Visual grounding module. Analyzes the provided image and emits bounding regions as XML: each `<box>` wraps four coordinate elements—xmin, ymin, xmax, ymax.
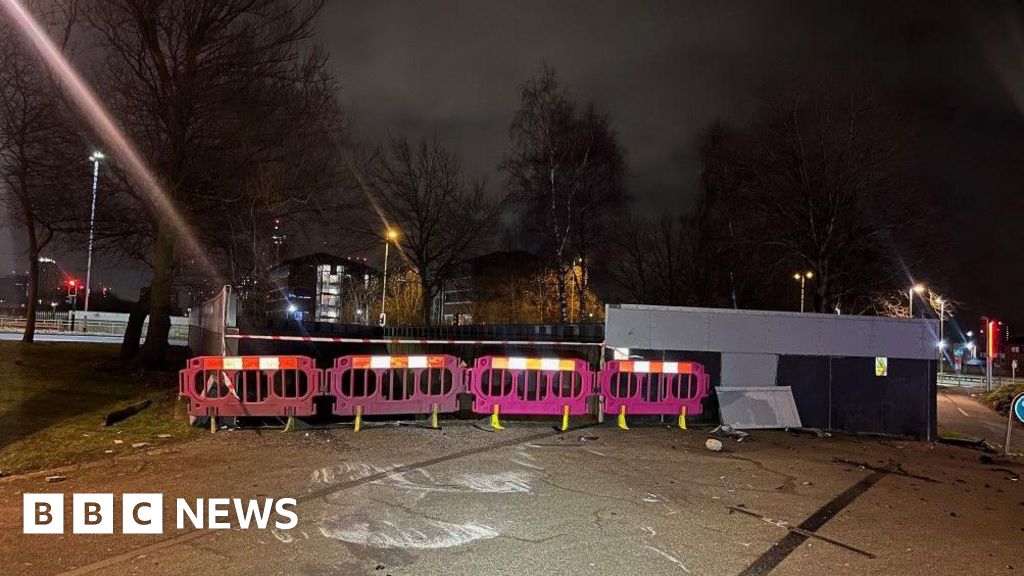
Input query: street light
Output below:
<box><xmin>908</xmin><ymin>283</ymin><xmax>925</xmax><ymax>317</ymax></box>
<box><xmin>792</xmin><ymin>271</ymin><xmax>813</xmax><ymax>313</ymax></box>
<box><xmin>936</xmin><ymin>297</ymin><xmax>946</xmax><ymax>374</ymax></box>
<box><xmin>84</xmin><ymin>151</ymin><xmax>104</xmax><ymax>314</ymax></box>
<box><xmin>380</xmin><ymin>228</ymin><xmax>399</xmax><ymax>326</ymax></box>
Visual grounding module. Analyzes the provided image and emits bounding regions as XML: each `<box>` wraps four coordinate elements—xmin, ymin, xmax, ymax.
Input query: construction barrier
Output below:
<box><xmin>599</xmin><ymin>360</ymin><xmax>710</xmax><ymax>429</ymax></box>
<box><xmin>179</xmin><ymin>356</ymin><xmax>320</xmax><ymax>419</ymax></box>
<box><xmin>327</xmin><ymin>355</ymin><xmax>464</xmax><ymax>429</ymax></box>
<box><xmin>469</xmin><ymin>356</ymin><xmax>594</xmax><ymax>429</ymax></box>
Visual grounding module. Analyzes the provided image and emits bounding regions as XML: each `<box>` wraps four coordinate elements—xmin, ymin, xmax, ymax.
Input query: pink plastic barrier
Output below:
<box><xmin>599</xmin><ymin>360</ymin><xmax>709</xmax><ymax>416</ymax></box>
<box><xmin>469</xmin><ymin>356</ymin><xmax>593</xmax><ymax>416</ymax></box>
<box><xmin>179</xmin><ymin>356</ymin><xmax>320</xmax><ymax>417</ymax></box>
<box><xmin>327</xmin><ymin>355</ymin><xmax>464</xmax><ymax>416</ymax></box>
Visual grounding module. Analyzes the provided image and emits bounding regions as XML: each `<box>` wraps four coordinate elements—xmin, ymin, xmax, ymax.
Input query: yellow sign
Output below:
<box><xmin>875</xmin><ymin>357</ymin><xmax>888</xmax><ymax>377</ymax></box>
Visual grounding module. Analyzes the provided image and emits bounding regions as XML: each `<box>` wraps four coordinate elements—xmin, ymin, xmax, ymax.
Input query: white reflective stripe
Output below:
<box><xmin>540</xmin><ymin>358</ymin><xmax>560</xmax><ymax>371</ymax></box>
<box><xmin>408</xmin><ymin>356</ymin><xmax>428</xmax><ymax>368</ymax></box>
<box><xmin>259</xmin><ymin>357</ymin><xmax>279</xmax><ymax>370</ymax></box>
<box><xmin>370</xmin><ymin>356</ymin><xmax>392</xmax><ymax>369</ymax></box>
<box><xmin>508</xmin><ymin>357</ymin><xmax>528</xmax><ymax>370</ymax></box>
<box><xmin>634</xmin><ymin>361</ymin><xmax>651</xmax><ymax>373</ymax></box>
<box><xmin>222</xmin><ymin>357</ymin><xmax>243</xmax><ymax>370</ymax></box>
<box><xmin>662</xmin><ymin>362</ymin><xmax>678</xmax><ymax>374</ymax></box>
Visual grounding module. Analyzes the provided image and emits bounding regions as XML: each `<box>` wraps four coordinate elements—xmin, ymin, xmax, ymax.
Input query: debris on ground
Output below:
<box><xmin>579</xmin><ymin>436</ymin><xmax>599</xmax><ymax>442</ymax></box>
<box><xmin>705</xmin><ymin>438</ymin><xmax>724</xmax><ymax>452</ymax></box>
<box><xmin>156</xmin><ymin>434</ymin><xmax>173</xmax><ymax>439</ymax></box>
<box><xmin>786</xmin><ymin>427</ymin><xmax>830</xmax><ymax>438</ymax></box>
<box><xmin>104</xmin><ymin>399</ymin><xmax>153</xmax><ymax>426</ymax></box>
<box><xmin>45</xmin><ymin>475</ymin><xmax>67</xmax><ymax>483</ymax></box>
<box><xmin>710</xmin><ymin>425</ymin><xmax>750</xmax><ymax>441</ymax></box>
<box><xmin>113</xmin><ymin>439</ymin><xmax>124</xmax><ymax>445</ymax></box>
<box><xmin>131</xmin><ymin>442</ymin><xmax>150</xmax><ymax>449</ymax></box>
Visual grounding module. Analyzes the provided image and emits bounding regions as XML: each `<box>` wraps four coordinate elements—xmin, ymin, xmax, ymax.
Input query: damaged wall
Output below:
<box><xmin>605</xmin><ymin>304</ymin><xmax>938</xmax><ymax>439</ymax></box>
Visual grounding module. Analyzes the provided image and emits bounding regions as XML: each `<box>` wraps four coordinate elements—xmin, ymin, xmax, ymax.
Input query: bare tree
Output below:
<box><xmin>502</xmin><ymin>66</ymin><xmax>626</xmax><ymax>323</ymax></box>
<box><xmin>365</xmin><ymin>136</ymin><xmax>498</xmax><ymax>325</ymax></box>
<box><xmin>0</xmin><ymin>1</ymin><xmax>82</xmax><ymax>342</ymax></box>
<box><xmin>870</xmin><ymin>289</ymin><xmax>912</xmax><ymax>318</ymax></box>
<box><xmin>701</xmin><ymin>87</ymin><xmax>936</xmax><ymax>313</ymax></box>
<box><xmin>86</xmin><ymin>0</ymin><xmax>339</xmax><ymax>367</ymax></box>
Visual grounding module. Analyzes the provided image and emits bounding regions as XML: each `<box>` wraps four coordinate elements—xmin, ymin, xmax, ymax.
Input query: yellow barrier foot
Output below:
<box><xmin>678</xmin><ymin>406</ymin><xmax>687</xmax><ymax>430</ymax></box>
<box><xmin>490</xmin><ymin>404</ymin><xmax>504</xmax><ymax>430</ymax></box>
<box><xmin>283</xmin><ymin>416</ymin><xmax>295</xmax><ymax>433</ymax></box>
<box><xmin>560</xmin><ymin>405</ymin><xmax>570</xmax><ymax>432</ymax></box>
<box><xmin>617</xmin><ymin>406</ymin><xmax>629</xmax><ymax>430</ymax></box>
<box><xmin>431</xmin><ymin>403</ymin><xmax>440</xmax><ymax>429</ymax></box>
<box><xmin>210</xmin><ymin>415</ymin><xmax>217</xmax><ymax>434</ymax></box>
<box><xmin>354</xmin><ymin>405</ymin><xmax>363</xmax><ymax>433</ymax></box>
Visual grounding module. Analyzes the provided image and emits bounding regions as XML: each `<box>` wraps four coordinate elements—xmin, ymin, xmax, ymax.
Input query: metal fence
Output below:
<box><xmin>0</xmin><ymin>314</ymin><xmax>188</xmax><ymax>340</ymax></box>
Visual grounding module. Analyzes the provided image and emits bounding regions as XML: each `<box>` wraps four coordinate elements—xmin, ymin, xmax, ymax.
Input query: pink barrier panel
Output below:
<box><xmin>179</xmin><ymin>356</ymin><xmax>320</xmax><ymax>417</ymax></box>
<box><xmin>328</xmin><ymin>355</ymin><xmax>464</xmax><ymax>416</ymax></box>
<box><xmin>469</xmin><ymin>356</ymin><xmax>593</xmax><ymax>416</ymax></box>
<box><xmin>600</xmin><ymin>360</ymin><xmax>709</xmax><ymax>416</ymax></box>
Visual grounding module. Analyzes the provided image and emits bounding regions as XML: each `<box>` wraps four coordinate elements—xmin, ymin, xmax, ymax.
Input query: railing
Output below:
<box><xmin>938</xmin><ymin>373</ymin><xmax>1019</xmax><ymax>389</ymax></box>
<box><xmin>0</xmin><ymin>315</ymin><xmax>188</xmax><ymax>340</ymax></box>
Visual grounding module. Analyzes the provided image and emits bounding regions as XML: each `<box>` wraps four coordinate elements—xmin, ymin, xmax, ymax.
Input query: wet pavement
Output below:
<box><xmin>2</xmin><ymin>419</ymin><xmax>1022</xmax><ymax>576</ymax></box>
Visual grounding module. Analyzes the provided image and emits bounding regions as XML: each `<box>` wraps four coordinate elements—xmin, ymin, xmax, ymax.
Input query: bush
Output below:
<box><xmin>985</xmin><ymin>382</ymin><xmax>1024</xmax><ymax>416</ymax></box>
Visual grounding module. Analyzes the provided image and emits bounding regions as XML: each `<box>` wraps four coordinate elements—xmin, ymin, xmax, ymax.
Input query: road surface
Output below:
<box><xmin>938</xmin><ymin>387</ymin><xmax>1023</xmax><ymax>450</ymax></box>
<box><xmin>2</xmin><ymin>424</ymin><xmax>1021</xmax><ymax>576</ymax></box>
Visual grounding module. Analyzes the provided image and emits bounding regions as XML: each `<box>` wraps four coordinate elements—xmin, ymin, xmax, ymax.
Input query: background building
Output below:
<box><xmin>266</xmin><ymin>253</ymin><xmax>377</xmax><ymax>323</ymax></box>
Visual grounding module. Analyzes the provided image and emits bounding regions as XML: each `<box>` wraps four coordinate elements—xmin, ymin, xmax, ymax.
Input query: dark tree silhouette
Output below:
<box><xmin>0</xmin><ymin>1</ymin><xmax>83</xmax><ymax>342</ymax></box>
<box><xmin>86</xmin><ymin>0</ymin><xmax>343</xmax><ymax>367</ymax></box>
<box><xmin>502</xmin><ymin>66</ymin><xmax>626</xmax><ymax>323</ymax></box>
<box><xmin>700</xmin><ymin>88</ymin><xmax>935</xmax><ymax>313</ymax></box>
<box><xmin>364</xmin><ymin>136</ymin><xmax>498</xmax><ymax>325</ymax></box>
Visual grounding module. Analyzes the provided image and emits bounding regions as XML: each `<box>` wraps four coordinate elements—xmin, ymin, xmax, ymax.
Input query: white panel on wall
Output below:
<box><xmin>709</xmin><ymin>311</ymin><xmax>768</xmax><ymax>353</ymax></box>
<box><xmin>818</xmin><ymin>316</ymin><xmax>875</xmax><ymax>357</ymax></box>
<box><xmin>649</xmin><ymin>309</ymin><xmax>710</xmax><ymax>351</ymax></box>
<box><xmin>605</xmin><ymin>306</ymin><xmax>652</xmax><ymax>349</ymax></box>
<box><xmin>721</xmin><ymin>353</ymin><xmax>779</xmax><ymax>387</ymax></box>
<box><xmin>606</xmin><ymin>304</ymin><xmax>937</xmax><ymax>359</ymax></box>
<box><xmin>766</xmin><ymin>315</ymin><xmax>821</xmax><ymax>353</ymax></box>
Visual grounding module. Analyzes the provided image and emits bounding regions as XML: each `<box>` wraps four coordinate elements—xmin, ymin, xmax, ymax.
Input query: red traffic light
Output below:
<box><xmin>68</xmin><ymin>280</ymin><xmax>76</xmax><ymax>286</ymax></box>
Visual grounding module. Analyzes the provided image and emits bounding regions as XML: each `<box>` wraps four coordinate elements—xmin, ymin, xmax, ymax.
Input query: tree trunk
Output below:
<box><xmin>137</xmin><ymin>223</ymin><xmax>175</xmax><ymax>369</ymax></box>
<box><xmin>121</xmin><ymin>286</ymin><xmax>150</xmax><ymax>359</ymax></box>
<box><xmin>23</xmin><ymin>242</ymin><xmax>39</xmax><ymax>343</ymax></box>
<box><xmin>420</xmin><ymin>277</ymin><xmax>433</xmax><ymax>326</ymax></box>
<box><xmin>555</xmin><ymin>263</ymin><xmax>569</xmax><ymax>324</ymax></box>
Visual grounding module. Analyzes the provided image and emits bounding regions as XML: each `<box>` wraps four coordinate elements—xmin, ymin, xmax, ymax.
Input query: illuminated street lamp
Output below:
<box><xmin>908</xmin><ymin>283</ymin><xmax>925</xmax><ymax>317</ymax></box>
<box><xmin>792</xmin><ymin>271</ymin><xmax>813</xmax><ymax>313</ymax></box>
<box><xmin>936</xmin><ymin>296</ymin><xmax>946</xmax><ymax>374</ymax></box>
<box><xmin>380</xmin><ymin>228</ymin><xmax>399</xmax><ymax>326</ymax></box>
<box><xmin>84</xmin><ymin>151</ymin><xmax>103</xmax><ymax>313</ymax></box>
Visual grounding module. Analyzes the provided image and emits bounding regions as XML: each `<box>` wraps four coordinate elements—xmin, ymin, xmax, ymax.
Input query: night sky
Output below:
<box><xmin>3</xmin><ymin>1</ymin><xmax>1022</xmax><ymax>326</ymax></box>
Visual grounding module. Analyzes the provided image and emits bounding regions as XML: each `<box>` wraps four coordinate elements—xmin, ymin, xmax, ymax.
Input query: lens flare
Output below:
<box><xmin>0</xmin><ymin>0</ymin><xmax>220</xmax><ymax>282</ymax></box>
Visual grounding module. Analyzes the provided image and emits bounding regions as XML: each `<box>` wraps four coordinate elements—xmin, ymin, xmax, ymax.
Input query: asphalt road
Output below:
<box><xmin>937</xmin><ymin>387</ymin><xmax>1024</xmax><ymax>450</ymax></box>
<box><xmin>2</xmin><ymin>423</ymin><xmax>1021</xmax><ymax>576</ymax></box>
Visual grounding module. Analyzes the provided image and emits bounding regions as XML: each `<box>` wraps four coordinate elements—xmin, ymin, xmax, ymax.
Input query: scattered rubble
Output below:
<box><xmin>705</xmin><ymin>438</ymin><xmax>724</xmax><ymax>452</ymax></box>
<box><xmin>45</xmin><ymin>475</ymin><xmax>66</xmax><ymax>483</ymax></box>
<box><xmin>710</xmin><ymin>425</ymin><xmax>750</xmax><ymax>441</ymax></box>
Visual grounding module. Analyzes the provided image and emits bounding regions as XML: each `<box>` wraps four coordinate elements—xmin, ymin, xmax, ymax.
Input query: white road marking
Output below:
<box><xmin>320</xmin><ymin>519</ymin><xmax>498</xmax><ymax>549</ymax></box>
<box><xmin>643</xmin><ymin>545</ymin><xmax>691</xmax><ymax>572</ymax></box>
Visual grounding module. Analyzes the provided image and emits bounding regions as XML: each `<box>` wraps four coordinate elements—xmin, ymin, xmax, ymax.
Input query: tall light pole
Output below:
<box><xmin>793</xmin><ymin>271</ymin><xmax>813</xmax><ymax>313</ymax></box>
<box><xmin>84</xmin><ymin>151</ymin><xmax>104</xmax><ymax>313</ymax></box>
<box><xmin>908</xmin><ymin>283</ymin><xmax>925</xmax><ymax>317</ymax></box>
<box><xmin>937</xmin><ymin>297</ymin><xmax>946</xmax><ymax>374</ymax></box>
<box><xmin>379</xmin><ymin>228</ymin><xmax>398</xmax><ymax>326</ymax></box>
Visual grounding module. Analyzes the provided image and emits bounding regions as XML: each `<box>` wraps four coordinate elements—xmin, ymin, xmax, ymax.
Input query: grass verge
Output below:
<box><xmin>0</xmin><ymin>340</ymin><xmax>199</xmax><ymax>475</ymax></box>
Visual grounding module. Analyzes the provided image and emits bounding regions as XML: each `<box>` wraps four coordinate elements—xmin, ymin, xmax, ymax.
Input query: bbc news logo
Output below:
<box><xmin>23</xmin><ymin>494</ymin><xmax>297</xmax><ymax>534</ymax></box>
